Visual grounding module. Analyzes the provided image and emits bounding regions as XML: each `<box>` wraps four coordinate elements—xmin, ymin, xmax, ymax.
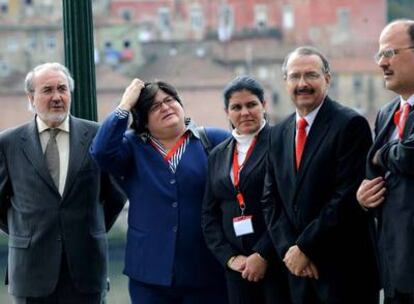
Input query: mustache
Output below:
<box><xmin>295</xmin><ymin>87</ymin><xmax>315</xmax><ymax>94</ymax></box>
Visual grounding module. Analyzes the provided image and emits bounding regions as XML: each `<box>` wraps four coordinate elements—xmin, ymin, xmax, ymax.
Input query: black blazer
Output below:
<box><xmin>0</xmin><ymin>116</ymin><xmax>126</xmax><ymax>297</ymax></box>
<box><xmin>202</xmin><ymin>124</ymin><xmax>276</xmax><ymax>268</ymax></box>
<box><xmin>262</xmin><ymin>97</ymin><xmax>378</xmax><ymax>303</ymax></box>
<box><xmin>366</xmin><ymin>98</ymin><xmax>414</xmax><ymax>295</ymax></box>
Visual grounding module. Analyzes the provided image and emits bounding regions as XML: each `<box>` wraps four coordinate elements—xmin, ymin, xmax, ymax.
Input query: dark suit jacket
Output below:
<box><xmin>202</xmin><ymin>125</ymin><xmax>276</xmax><ymax>266</ymax></box>
<box><xmin>0</xmin><ymin>116</ymin><xmax>125</xmax><ymax>298</ymax></box>
<box><xmin>366</xmin><ymin>97</ymin><xmax>414</xmax><ymax>296</ymax></box>
<box><xmin>262</xmin><ymin>97</ymin><xmax>378</xmax><ymax>304</ymax></box>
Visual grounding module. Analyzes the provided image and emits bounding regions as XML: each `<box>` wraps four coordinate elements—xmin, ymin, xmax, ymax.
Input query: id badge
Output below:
<box><xmin>233</xmin><ymin>215</ymin><xmax>254</xmax><ymax>236</ymax></box>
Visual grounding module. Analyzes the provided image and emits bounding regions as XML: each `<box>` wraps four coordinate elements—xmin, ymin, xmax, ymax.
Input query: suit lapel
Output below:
<box><xmin>403</xmin><ymin>106</ymin><xmax>414</xmax><ymax>139</ymax></box>
<box><xmin>62</xmin><ymin>117</ymin><xmax>91</xmax><ymax>199</ymax></box>
<box><xmin>21</xmin><ymin>119</ymin><xmax>58</xmax><ymax>192</ymax></box>
<box><xmin>295</xmin><ymin>98</ymin><xmax>331</xmax><ymax>188</ymax></box>
<box><xmin>284</xmin><ymin>116</ymin><xmax>297</xmax><ymax>184</ymax></box>
<box><xmin>222</xmin><ymin>139</ymin><xmax>236</xmax><ymax>192</ymax></box>
<box><xmin>374</xmin><ymin>99</ymin><xmax>399</xmax><ymax>147</ymax></box>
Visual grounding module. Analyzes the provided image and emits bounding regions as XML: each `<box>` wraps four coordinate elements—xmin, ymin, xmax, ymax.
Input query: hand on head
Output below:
<box><xmin>119</xmin><ymin>78</ymin><xmax>146</xmax><ymax>111</ymax></box>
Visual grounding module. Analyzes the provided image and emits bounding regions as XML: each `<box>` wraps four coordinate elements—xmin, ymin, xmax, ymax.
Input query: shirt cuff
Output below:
<box><xmin>115</xmin><ymin>107</ymin><xmax>130</xmax><ymax>119</ymax></box>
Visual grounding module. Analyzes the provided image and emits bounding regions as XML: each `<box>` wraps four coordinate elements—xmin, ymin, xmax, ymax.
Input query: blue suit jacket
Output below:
<box><xmin>91</xmin><ymin>112</ymin><xmax>229</xmax><ymax>287</ymax></box>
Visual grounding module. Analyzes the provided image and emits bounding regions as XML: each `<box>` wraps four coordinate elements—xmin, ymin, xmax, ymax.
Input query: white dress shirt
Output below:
<box><xmin>37</xmin><ymin>115</ymin><xmax>70</xmax><ymax>195</ymax></box>
<box><xmin>389</xmin><ymin>95</ymin><xmax>414</xmax><ymax>141</ymax></box>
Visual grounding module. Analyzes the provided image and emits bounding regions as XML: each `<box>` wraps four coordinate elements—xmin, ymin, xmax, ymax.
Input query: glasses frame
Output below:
<box><xmin>374</xmin><ymin>46</ymin><xmax>414</xmax><ymax>63</ymax></box>
<box><xmin>285</xmin><ymin>71</ymin><xmax>323</xmax><ymax>83</ymax></box>
<box><xmin>149</xmin><ymin>96</ymin><xmax>176</xmax><ymax>113</ymax></box>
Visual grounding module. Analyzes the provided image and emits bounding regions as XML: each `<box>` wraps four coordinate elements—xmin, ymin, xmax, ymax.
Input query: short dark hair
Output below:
<box><xmin>130</xmin><ymin>81</ymin><xmax>183</xmax><ymax>134</ymax></box>
<box><xmin>223</xmin><ymin>75</ymin><xmax>265</xmax><ymax>109</ymax></box>
<box><xmin>282</xmin><ymin>46</ymin><xmax>331</xmax><ymax>78</ymax></box>
<box><xmin>407</xmin><ymin>22</ymin><xmax>414</xmax><ymax>44</ymax></box>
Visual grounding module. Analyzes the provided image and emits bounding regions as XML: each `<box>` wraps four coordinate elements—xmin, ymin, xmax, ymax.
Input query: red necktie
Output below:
<box><xmin>393</xmin><ymin>103</ymin><xmax>411</xmax><ymax>139</ymax></box>
<box><xmin>296</xmin><ymin>117</ymin><xmax>308</xmax><ymax>170</ymax></box>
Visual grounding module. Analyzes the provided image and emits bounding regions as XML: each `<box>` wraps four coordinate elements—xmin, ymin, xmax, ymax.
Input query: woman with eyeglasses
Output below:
<box><xmin>91</xmin><ymin>79</ymin><xmax>229</xmax><ymax>304</ymax></box>
<box><xmin>201</xmin><ymin>76</ymin><xmax>290</xmax><ymax>304</ymax></box>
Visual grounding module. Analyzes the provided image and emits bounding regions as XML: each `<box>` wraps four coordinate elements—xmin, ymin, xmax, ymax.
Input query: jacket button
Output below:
<box><xmin>170</xmin><ymin>179</ymin><xmax>176</xmax><ymax>184</ymax></box>
<box><xmin>172</xmin><ymin>202</ymin><xmax>178</xmax><ymax>208</ymax></box>
<box><xmin>173</xmin><ymin>226</ymin><xmax>178</xmax><ymax>232</ymax></box>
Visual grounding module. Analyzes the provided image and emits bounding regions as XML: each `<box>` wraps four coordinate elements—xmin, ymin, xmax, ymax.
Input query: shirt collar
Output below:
<box><xmin>399</xmin><ymin>95</ymin><xmax>414</xmax><ymax>108</ymax></box>
<box><xmin>36</xmin><ymin>115</ymin><xmax>70</xmax><ymax>134</ymax></box>
<box><xmin>295</xmin><ymin>98</ymin><xmax>325</xmax><ymax>128</ymax></box>
<box><xmin>140</xmin><ymin>117</ymin><xmax>198</xmax><ymax>142</ymax></box>
<box><xmin>232</xmin><ymin>119</ymin><xmax>266</xmax><ymax>144</ymax></box>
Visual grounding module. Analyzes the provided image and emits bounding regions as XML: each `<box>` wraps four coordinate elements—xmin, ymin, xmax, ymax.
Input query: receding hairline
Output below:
<box><xmin>25</xmin><ymin>62</ymin><xmax>74</xmax><ymax>94</ymax></box>
<box><xmin>381</xmin><ymin>19</ymin><xmax>414</xmax><ymax>38</ymax></box>
<box><xmin>283</xmin><ymin>49</ymin><xmax>330</xmax><ymax>77</ymax></box>
<box><xmin>384</xmin><ymin>19</ymin><xmax>414</xmax><ymax>30</ymax></box>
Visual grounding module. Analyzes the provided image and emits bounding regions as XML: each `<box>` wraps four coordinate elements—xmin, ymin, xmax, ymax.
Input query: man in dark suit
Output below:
<box><xmin>0</xmin><ymin>62</ymin><xmax>126</xmax><ymax>304</ymax></box>
<box><xmin>262</xmin><ymin>46</ymin><xmax>379</xmax><ymax>304</ymax></box>
<box><xmin>357</xmin><ymin>19</ymin><xmax>414</xmax><ymax>304</ymax></box>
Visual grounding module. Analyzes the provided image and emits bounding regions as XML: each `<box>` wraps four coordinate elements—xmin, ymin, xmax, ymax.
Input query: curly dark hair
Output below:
<box><xmin>130</xmin><ymin>81</ymin><xmax>183</xmax><ymax>134</ymax></box>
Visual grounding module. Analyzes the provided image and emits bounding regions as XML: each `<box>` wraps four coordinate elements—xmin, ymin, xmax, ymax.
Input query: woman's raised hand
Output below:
<box><xmin>118</xmin><ymin>78</ymin><xmax>146</xmax><ymax>111</ymax></box>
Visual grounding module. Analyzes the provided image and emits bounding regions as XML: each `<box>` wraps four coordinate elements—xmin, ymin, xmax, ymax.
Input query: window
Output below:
<box><xmin>258</xmin><ymin>66</ymin><xmax>269</xmax><ymax>79</ymax></box>
<box><xmin>282</xmin><ymin>5</ymin><xmax>294</xmax><ymax>30</ymax></box>
<box><xmin>27</xmin><ymin>34</ymin><xmax>37</xmax><ymax>50</ymax></box>
<box><xmin>190</xmin><ymin>5</ymin><xmax>203</xmax><ymax>32</ymax></box>
<box><xmin>45</xmin><ymin>35</ymin><xmax>57</xmax><ymax>51</ymax></box>
<box><xmin>121</xmin><ymin>9</ymin><xmax>132</xmax><ymax>22</ymax></box>
<box><xmin>337</xmin><ymin>8</ymin><xmax>349</xmax><ymax>32</ymax></box>
<box><xmin>0</xmin><ymin>60</ymin><xmax>10</xmax><ymax>77</ymax></box>
<box><xmin>6</xmin><ymin>37</ymin><xmax>18</xmax><ymax>52</ymax></box>
<box><xmin>0</xmin><ymin>0</ymin><xmax>8</xmax><ymax>14</ymax></box>
<box><xmin>353</xmin><ymin>75</ymin><xmax>363</xmax><ymax>94</ymax></box>
<box><xmin>254</xmin><ymin>5</ymin><xmax>268</xmax><ymax>30</ymax></box>
<box><xmin>218</xmin><ymin>4</ymin><xmax>234</xmax><ymax>41</ymax></box>
<box><xmin>159</xmin><ymin>7</ymin><xmax>171</xmax><ymax>31</ymax></box>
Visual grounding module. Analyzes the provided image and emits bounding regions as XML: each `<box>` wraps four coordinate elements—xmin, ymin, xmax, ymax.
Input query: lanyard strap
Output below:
<box><xmin>164</xmin><ymin>133</ymin><xmax>189</xmax><ymax>162</ymax></box>
<box><xmin>150</xmin><ymin>132</ymin><xmax>189</xmax><ymax>162</ymax></box>
<box><xmin>232</xmin><ymin>137</ymin><xmax>257</xmax><ymax>211</ymax></box>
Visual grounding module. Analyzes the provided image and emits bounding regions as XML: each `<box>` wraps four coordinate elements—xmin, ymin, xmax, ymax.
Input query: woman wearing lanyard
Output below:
<box><xmin>91</xmin><ymin>79</ymin><xmax>229</xmax><ymax>304</ymax></box>
<box><xmin>202</xmin><ymin>76</ymin><xmax>290</xmax><ymax>304</ymax></box>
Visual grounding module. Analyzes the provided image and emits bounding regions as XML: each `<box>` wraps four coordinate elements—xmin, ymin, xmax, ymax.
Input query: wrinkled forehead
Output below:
<box><xmin>379</xmin><ymin>22</ymin><xmax>411</xmax><ymax>48</ymax></box>
<box><xmin>33</xmin><ymin>68</ymin><xmax>69</xmax><ymax>90</ymax></box>
<box><xmin>286</xmin><ymin>54</ymin><xmax>324</xmax><ymax>74</ymax></box>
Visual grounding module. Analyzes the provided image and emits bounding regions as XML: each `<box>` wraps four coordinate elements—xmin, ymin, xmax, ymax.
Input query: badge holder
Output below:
<box><xmin>233</xmin><ymin>190</ymin><xmax>254</xmax><ymax>236</ymax></box>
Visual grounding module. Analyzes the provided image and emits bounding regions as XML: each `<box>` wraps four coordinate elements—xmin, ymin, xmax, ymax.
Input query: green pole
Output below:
<box><xmin>62</xmin><ymin>0</ymin><xmax>97</xmax><ymax>121</ymax></box>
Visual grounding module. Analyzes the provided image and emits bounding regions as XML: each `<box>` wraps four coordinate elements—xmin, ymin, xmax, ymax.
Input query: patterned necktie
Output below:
<box><xmin>296</xmin><ymin>117</ymin><xmax>308</xmax><ymax>170</ymax></box>
<box><xmin>393</xmin><ymin>103</ymin><xmax>411</xmax><ymax>139</ymax></box>
<box><xmin>45</xmin><ymin>128</ymin><xmax>60</xmax><ymax>189</ymax></box>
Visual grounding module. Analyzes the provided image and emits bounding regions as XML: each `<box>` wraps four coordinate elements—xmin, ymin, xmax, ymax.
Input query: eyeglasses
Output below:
<box><xmin>374</xmin><ymin>46</ymin><xmax>414</xmax><ymax>63</ymax></box>
<box><xmin>149</xmin><ymin>96</ymin><xmax>176</xmax><ymax>113</ymax></box>
<box><xmin>286</xmin><ymin>71</ymin><xmax>322</xmax><ymax>83</ymax></box>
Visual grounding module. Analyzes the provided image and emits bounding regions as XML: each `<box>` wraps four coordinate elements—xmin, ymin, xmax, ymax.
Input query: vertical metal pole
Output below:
<box><xmin>62</xmin><ymin>0</ymin><xmax>97</xmax><ymax>121</ymax></box>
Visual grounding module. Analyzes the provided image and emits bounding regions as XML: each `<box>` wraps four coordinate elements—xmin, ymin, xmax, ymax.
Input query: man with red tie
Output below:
<box><xmin>261</xmin><ymin>46</ymin><xmax>379</xmax><ymax>304</ymax></box>
<box><xmin>357</xmin><ymin>19</ymin><xmax>414</xmax><ymax>304</ymax></box>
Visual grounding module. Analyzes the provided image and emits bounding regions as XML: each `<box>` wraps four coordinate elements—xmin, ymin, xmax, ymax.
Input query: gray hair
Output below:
<box><xmin>282</xmin><ymin>46</ymin><xmax>331</xmax><ymax>78</ymax></box>
<box><xmin>24</xmin><ymin>62</ymin><xmax>75</xmax><ymax>94</ymax></box>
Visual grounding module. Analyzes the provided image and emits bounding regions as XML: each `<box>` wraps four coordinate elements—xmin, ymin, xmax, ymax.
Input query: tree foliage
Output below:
<box><xmin>389</xmin><ymin>0</ymin><xmax>414</xmax><ymax>21</ymax></box>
